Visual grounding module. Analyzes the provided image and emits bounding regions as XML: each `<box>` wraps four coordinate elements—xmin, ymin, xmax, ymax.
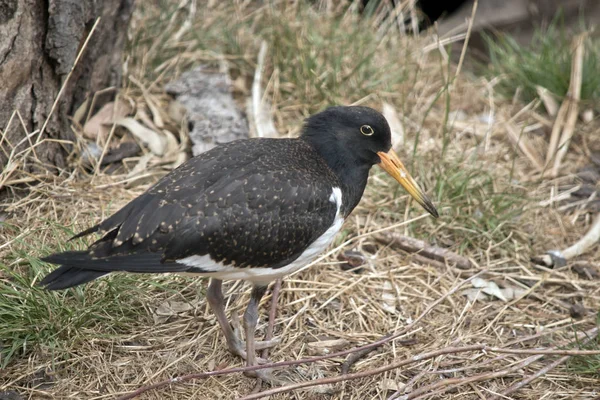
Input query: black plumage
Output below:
<box><xmin>40</xmin><ymin>106</ymin><xmax>438</xmax><ymax>379</ymax></box>
<box><xmin>41</xmin><ymin>139</ymin><xmax>344</xmax><ymax>288</ymax></box>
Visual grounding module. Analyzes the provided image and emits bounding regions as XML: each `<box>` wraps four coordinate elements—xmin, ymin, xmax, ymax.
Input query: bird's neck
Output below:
<box><xmin>301</xmin><ymin>137</ymin><xmax>370</xmax><ymax>217</ymax></box>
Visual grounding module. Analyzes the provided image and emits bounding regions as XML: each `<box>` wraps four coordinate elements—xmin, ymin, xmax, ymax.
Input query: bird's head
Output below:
<box><xmin>301</xmin><ymin>106</ymin><xmax>438</xmax><ymax>218</ymax></box>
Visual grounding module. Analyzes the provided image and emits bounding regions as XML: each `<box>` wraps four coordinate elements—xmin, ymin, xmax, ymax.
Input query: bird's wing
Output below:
<box><xmin>55</xmin><ymin>139</ymin><xmax>341</xmax><ymax>272</ymax></box>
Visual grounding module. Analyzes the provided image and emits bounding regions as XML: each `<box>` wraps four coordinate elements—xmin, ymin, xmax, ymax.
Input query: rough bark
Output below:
<box><xmin>0</xmin><ymin>0</ymin><xmax>134</xmax><ymax>170</ymax></box>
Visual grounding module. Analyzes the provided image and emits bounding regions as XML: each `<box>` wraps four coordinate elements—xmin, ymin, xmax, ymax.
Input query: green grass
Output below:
<box><xmin>567</xmin><ymin>314</ymin><xmax>600</xmax><ymax>377</ymax></box>
<box><xmin>0</xmin><ymin>222</ymin><xmax>198</xmax><ymax>368</ymax></box>
<box><xmin>129</xmin><ymin>2</ymin><xmax>409</xmax><ymax>113</ymax></box>
<box><xmin>484</xmin><ymin>22</ymin><xmax>600</xmax><ymax>109</ymax></box>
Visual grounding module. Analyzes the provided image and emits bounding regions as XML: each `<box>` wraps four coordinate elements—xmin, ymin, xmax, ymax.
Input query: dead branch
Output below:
<box><xmin>534</xmin><ymin>213</ymin><xmax>600</xmax><ymax>267</ymax></box>
<box><xmin>408</xmin><ymin>354</ymin><xmax>544</xmax><ymax>400</ymax></box>
<box><xmin>375</xmin><ymin>232</ymin><xmax>473</xmax><ymax>269</ymax></box>
<box><xmin>341</xmin><ymin>333</ymin><xmax>392</xmax><ymax>375</ymax></box>
<box><xmin>492</xmin><ymin>327</ymin><xmax>599</xmax><ymax>399</ymax></box>
<box><xmin>239</xmin><ymin>345</ymin><xmax>488</xmax><ymax>400</ymax></box>
<box><xmin>496</xmin><ymin>356</ymin><xmax>569</xmax><ymax>398</ymax></box>
<box><xmin>246</xmin><ymin>40</ymin><xmax>278</xmax><ymax>139</ymax></box>
<box><xmin>550</xmin><ymin>33</ymin><xmax>587</xmax><ymax>176</ymax></box>
<box><xmin>341</xmin><ymin>335</ymin><xmax>419</xmax><ymax>374</ymax></box>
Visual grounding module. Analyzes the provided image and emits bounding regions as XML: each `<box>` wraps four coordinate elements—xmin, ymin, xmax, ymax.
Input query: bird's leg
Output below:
<box><xmin>261</xmin><ymin>278</ymin><xmax>282</xmax><ymax>360</ymax></box>
<box><xmin>207</xmin><ymin>279</ymin><xmax>246</xmax><ymax>357</ymax></box>
<box><xmin>243</xmin><ymin>284</ymin><xmax>275</xmax><ymax>381</ymax></box>
<box><xmin>206</xmin><ymin>279</ymin><xmax>279</xmax><ymax>362</ymax></box>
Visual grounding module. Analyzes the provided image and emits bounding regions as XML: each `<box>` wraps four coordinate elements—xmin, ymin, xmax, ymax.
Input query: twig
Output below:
<box><xmin>551</xmin><ymin>33</ymin><xmax>587</xmax><ymax>176</ymax></box>
<box><xmin>534</xmin><ymin>213</ymin><xmax>600</xmax><ymax>267</ymax></box>
<box><xmin>497</xmin><ymin>356</ymin><xmax>569</xmax><ymax>398</ymax></box>
<box><xmin>341</xmin><ymin>334</ymin><xmax>391</xmax><ymax>374</ymax></box>
<box><xmin>239</xmin><ymin>345</ymin><xmax>488</xmax><ymax>400</ymax></box>
<box><xmin>408</xmin><ymin>354</ymin><xmax>544</xmax><ymax>400</ymax></box>
<box><xmin>492</xmin><ymin>327</ymin><xmax>599</xmax><ymax>399</ymax></box>
<box><xmin>247</xmin><ymin>40</ymin><xmax>278</xmax><ymax>139</ymax></box>
<box><xmin>504</xmin><ymin>119</ymin><xmax>544</xmax><ymax>170</ymax></box>
<box><xmin>116</xmin><ymin>272</ymin><xmax>483</xmax><ymax>399</ymax></box>
<box><xmin>239</xmin><ymin>332</ymin><xmax>600</xmax><ymax>400</ymax></box>
<box><xmin>453</xmin><ymin>0</ymin><xmax>478</xmax><ymax>86</ymax></box>
<box><xmin>375</xmin><ymin>232</ymin><xmax>473</xmax><ymax>269</ymax></box>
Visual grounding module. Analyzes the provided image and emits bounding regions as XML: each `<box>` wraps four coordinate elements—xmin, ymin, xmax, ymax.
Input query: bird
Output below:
<box><xmin>39</xmin><ymin>106</ymin><xmax>438</xmax><ymax>379</ymax></box>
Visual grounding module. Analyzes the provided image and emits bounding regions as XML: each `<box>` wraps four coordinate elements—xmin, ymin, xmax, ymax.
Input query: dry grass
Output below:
<box><xmin>2</xmin><ymin>1</ymin><xmax>600</xmax><ymax>399</ymax></box>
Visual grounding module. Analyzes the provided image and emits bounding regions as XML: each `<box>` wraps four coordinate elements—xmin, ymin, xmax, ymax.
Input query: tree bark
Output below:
<box><xmin>0</xmin><ymin>0</ymin><xmax>134</xmax><ymax>170</ymax></box>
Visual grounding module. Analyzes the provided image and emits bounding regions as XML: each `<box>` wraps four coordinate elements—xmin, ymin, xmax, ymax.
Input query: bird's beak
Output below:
<box><xmin>377</xmin><ymin>149</ymin><xmax>439</xmax><ymax>218</ymax></box>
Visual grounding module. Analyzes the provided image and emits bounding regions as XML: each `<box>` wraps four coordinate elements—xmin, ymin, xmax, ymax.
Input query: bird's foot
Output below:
<box><xmin>228</xmin><ymin>310</ymin><xmax>281</xmax><ymax>361</ymax></box>
<box><xmin>244</xmin><ymin>367</ymin><xmax>280</xmax><ymax>384</ymax></box>
<box><xmin>225</xmin><ymin>336</ymin><xmax>281</xmax><ymax>364</ymax></box>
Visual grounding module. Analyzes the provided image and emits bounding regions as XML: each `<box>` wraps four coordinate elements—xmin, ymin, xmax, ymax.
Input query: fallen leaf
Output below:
<box><xmin>162</xmin><ymin>129</ymin><xmax>180</xmax><ymax>155</ymax></box>
<box><xmin>307</xmin><ymin>339</ymin><xmax>349</xmax><ymax>355</ymax></box>
<box><xmin>472</xmin><ymin>278</ymin><xmax>508</xmax><ymax>302</ymax></box>
<box><xmin>83</xmin><ymin>100</ymin><xmax>133</xmax><ymax>141</ymax></box>
<box><xmin>536</xmin><ymin>85</ymin><xmax>559</xmax><ymax>117</ymax></box>
<box><xmin>381</xmin><ymin>281</ymin><xmax>397</xmax><ymax>314</ymax></box>
<box><xmin>153</xmin><ymin>300</ymin><xmax>196</xmax><ymax>324</ymax></box>
<box><xmin>500</xmin><ymin>286</ymin><xmax>527</xmax><ymax>300</ymax></box>
<box><xmin>379</xmin><ymin>378</ymin><xmax>405</xmax><ymax>392</ymax></box>
<box><xmin>461</xmin><ymin>288</ymin><xmax>489</xmax><ymax>302</ymax></box>
<box><xmin>126</xmin><ymin>153</ymin><xmax>154</xmax><ymax>179</ymax></box>
<box><xmin>72</xmin><ymin>97</ymin><xmax>90</xmax><ymax>125</ymax></box>
<box><xmin>116</xmin><ymin>118</ymin><xmax>167</xmax><ymax>155</ymax></box>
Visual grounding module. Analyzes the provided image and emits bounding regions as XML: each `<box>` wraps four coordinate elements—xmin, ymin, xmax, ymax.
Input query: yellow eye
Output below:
<box><xmin>360</xmin><ymin>125</ymin><xmax>374</xmax><ymax>136</ymax></box>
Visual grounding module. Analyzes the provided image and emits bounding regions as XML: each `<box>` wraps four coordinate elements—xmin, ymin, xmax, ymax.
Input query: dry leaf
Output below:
<box><xmin>72</xmin><ymin>97</ymin><xmax>90</xmax><ymax>125</ymax></box>
<box><xmin>381</xmin><ymin>281</ymin><xmax>397</xmax><ymax>314</ymax></box>
<box><xmin>126</xmin><ymin>153</ymin><xmax>154</xmax><ymax>179</ymax></box>
<box><xmin>536</xmin><ymin>85</ymin><xmax>559</xmax><ymax>117</ymax></box>
<box><xmin>379</xmin><ymin>378</ymin><xmax>405</xmax><ymax>392</ymax></box>
<box><xmin>83</xmin><ymin>100</ymin><xmax>132</xmax><ymax>141</ymax></box>
<box><xmin>500</xmin><ymin>286</ymin><xmax>527</xmax><ymax>300</ymax></box>
<box><xmin>116</xmin><ymin>118</ymin><xmax>167</xmax><ymax>155</ymax></box>
<box><xmin>461</xmin><ymin>288</ymin><xmax>489</xmax><ymax>302</ymax></box>
<box><xmin>161</xmin><ymin>129</ymin><xmax>180</xmax><ymax>155</ymax></box>
<box><xmin>472</xmin><ymin>277</ymin><xmax>508</xmax><ymax>302</ymax></box>
<box><xmin>153</xmin><ymin>300</ymin><xmax>196</xmax><ymax>324</ymax></box>
<box><xmin>306</xmin><ymin>339</ymin><xmax>349</xmax><ymax>355</ymax></box>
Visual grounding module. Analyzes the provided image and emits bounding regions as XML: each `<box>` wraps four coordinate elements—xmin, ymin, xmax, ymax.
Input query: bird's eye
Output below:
<box><xmin>360</xmin><ymin>125</ymin><xmax>374</xmax><ymax>136</ymax></box>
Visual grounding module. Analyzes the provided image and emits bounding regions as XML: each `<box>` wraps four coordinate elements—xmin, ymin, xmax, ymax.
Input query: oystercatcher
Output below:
<box><xmin>40</xmin><ymin>106</ymin><xmax>438</xmax><ymax>378</ymax></box>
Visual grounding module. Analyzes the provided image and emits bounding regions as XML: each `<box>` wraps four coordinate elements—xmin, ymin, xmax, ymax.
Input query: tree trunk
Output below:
<box><xmin>0</xmin><ymin>0</ymin><xmax>134</xmax><ymax>171</ymax></box>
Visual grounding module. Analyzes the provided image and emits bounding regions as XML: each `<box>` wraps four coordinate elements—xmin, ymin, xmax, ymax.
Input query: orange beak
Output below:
<box><xmin>377</xmin><ymin>149</ymin><xmax>439</xmax><ymax>218</ymax></box>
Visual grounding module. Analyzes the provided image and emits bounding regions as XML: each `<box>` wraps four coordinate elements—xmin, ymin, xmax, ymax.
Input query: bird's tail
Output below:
<box><xmin>39</xmin><ymin>252</ymin><xmax>109</xmax><ymax>290</ymax></box>
<box><xmin>39</xmin><ymin>251</ymin><xmax>191</xmax><ymax>290</ymax></box>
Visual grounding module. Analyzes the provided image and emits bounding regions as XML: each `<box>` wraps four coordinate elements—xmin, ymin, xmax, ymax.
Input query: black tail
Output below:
<box><xmin>39</xmin><ymin>265</ymin><xmax>109</xmax><ymax>290</ymax></box>
<box><xmin>39</xmin><ymin>251</ymin><xmax>191</xmax><ymax>290</ymax></box>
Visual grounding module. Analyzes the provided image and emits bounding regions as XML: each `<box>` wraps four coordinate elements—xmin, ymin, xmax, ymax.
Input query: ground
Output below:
<box><xmin>1</xmin><ymin>2</ymin><xmax>599</xmax><ymax>399</ymax></box>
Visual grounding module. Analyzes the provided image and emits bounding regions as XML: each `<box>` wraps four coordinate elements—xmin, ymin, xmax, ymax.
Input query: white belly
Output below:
<box><xmin>177</xmin><ymin>187</ymin><xmax>344</xmax><ymax>285</ymax></box>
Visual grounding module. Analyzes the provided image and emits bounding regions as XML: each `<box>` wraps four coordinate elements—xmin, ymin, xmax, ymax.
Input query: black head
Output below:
<box><xmin>301</xmin><ymin>105</ymin><xmax>439</xmax><ymax>218</ymax></box>
<box><xmin>301</xmin><ymin>106</ymin><xmax>392</xmax><ymax>167</ymax></box>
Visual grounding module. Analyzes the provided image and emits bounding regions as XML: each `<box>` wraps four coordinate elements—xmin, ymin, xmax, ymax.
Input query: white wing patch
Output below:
<box><xmin>177</xmin><ymin>186</ymin><xmax>344</xmax><ymax>284</ymax></box>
